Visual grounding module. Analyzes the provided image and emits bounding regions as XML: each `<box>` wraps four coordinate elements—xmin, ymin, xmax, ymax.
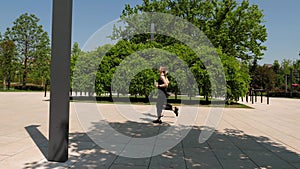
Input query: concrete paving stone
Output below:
<box><xmin>113</xmin><ymin>156</ymin><xmax>150</xmax><ymax>166</ymax></box>
<box><xmin>208</xmin><ymin>141</ymin><xmax>239</xmax><ymax>151</ymax></box>
<box><xmin>70</xmin><ymin>157</ymin><xmax>115</xmax><ymax>169</ymax></box>
<box><xmin>207</xmin><ymin>135</ymin><xmax>239</xmax><ymax>151</ymax></box>
<box><xmin>1</xmin><ymin>146</ymin><xmax>49</xmax><ymax>169</ymax></box>
<box><xmin>243</xmin><ymin>150</ymin><xmax>296</xmax><ymax>169</ymax></box>
<box><xmin>109</xmin><ymin>164</ymin><xmax>149</xmax><ymax>169</ymax></box>
<box><xmin>69</xmin><ymin>132</ymin><xmax>95</xmax><ymax>142</ymax></box>
<box><xmin>154</xmin><ymin>137</ymin><xmax>182</xmax><ymax>148</ymax></box>
<box><xmin>0</xmin><ymin>154</ymin><xmax>10</xmax><ymax>161</ymax></box>
<box><xmin>126</xmin><ymin>136</ymin><xmax>157</xmax><ymax>146</ymax></box>
<box><xmin>120</xmin><ymin>143</ymin><xmax>155</xmax><ymax>158</ymax></box>
<box><xmin>181</xmin><ymin>126</ymin><xmax>213</xmax><ymax>147</ymax></box>
<box><xmin>0</xmin><ymin>127</ymin><xmax>14</xmax><ymax>136</ymax></box>
<box><xmin>149</xmin><ymin>144</ymin><xmax>186</xmax><ymax>169</ymax></box>
<box><xmin>98</xmin><ymin>133</ymin><xmax>132</xmax><ymax>145</ymax></box>
<box><xmin>69</xmin><ymin>140</ymin><xmax>98</xmax><ymax>155</ymax></box>
<box><xmin>208</xmin><ymin>132</ymin><xmax>233</xmax><ymax>142</ymax></box>
<box><xmin>8</xmin><ymin>130</ymin><xmax>37</xmax><ymax>140</ymax></box>
<box><xmin>184</xmin><ymin>147</ymin><xmax>223</xmax><ymax>169</ymax></box>
<box><xmin>228</xmin><ymin>136</ymin><xmax>269</xmax><ymax>151</ymax></box>
<box><xmin>149</xmin><ymin>153</ymin><xmax>186</xmax><ymax>169</ymax></box>
<box><xmin>152</xmin><ymin>142</ymin><xmax>184</xmax><ymax>157</ymax></box>
<box><xmin>276</xmin><ymin>152</ymin><xmax>300</xmax><ymax>163</ymax></box>
<box><xmin>0</xmin><ymin>138</ymin><xmax>35</xmax><ymax>156</ymax></box>
<box><xmin>182</xmin><ymin>137</ymin><xmax>210</xmax><ymax>149</ymax></box>
<box><xmin>291</xmin><ymin>163</ymin><xmax>300</xmax><ymax>169</ymax></box>
<box><xmin>85</xmin><ymin>130</ymin><xmax>119</xmax><ymax>142</ymax></box>
<box><xmin>256</xmin><ymin>139</ymin><xmax>287</xmax><ymax>152</ymax></box>
<box><xmin>114</xmin><ymin>123</ymin><xmax>161</xmax><ymax>138</ymax></box>
<box><xmin>213</xmin><ymin>148</ymin><xmax>248</xmax><ymax>160</ymax></box>
<box><xmin>0</xmin><ymin>136</ymin><xmax>24</xmax><ymax>145</ymax></box>
<box><xmin>259</xmin><ymin>142</ymin><xmax>300</xmax><ymax>163</ymax></box>
<box><xmin>219</xmin><ymin>158</ymin><xmax>258</xmax><ymax>169</ymax></box>
<box><xmin>23</xmin><ymin>159</ymin><xmax>74</xmax><ymax>169</ymax></box>
<box><xmin>92</xmin><ymin>142</ymin><xmax>127</xmax><ymax>155</ymax></box>
<box><xmin>70</xmin><ymin>148</ymin><xmax>117</xmax><ymax>169</ymax></box>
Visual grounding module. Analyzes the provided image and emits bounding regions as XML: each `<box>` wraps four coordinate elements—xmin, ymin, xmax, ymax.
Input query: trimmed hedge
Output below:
<box><xmin>14</xmin><ymin>84</ymin><xmax>44</xmax><ymax>91</ymax></box>
<box><xmin>268</xmin><ymin>91</ymin><xmax>300</xmax><ymax>98</ymax></box>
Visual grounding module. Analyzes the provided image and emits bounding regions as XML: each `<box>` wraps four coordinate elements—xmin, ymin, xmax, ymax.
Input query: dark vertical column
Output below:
<box><xmin>290</xmin><ymin>69</ymin><xmax>293</xmax><ymax>97</ymax></box>
<box><xmin>285</xmin><ymin>74</ymin><xmax>288</xmax><ymax>93</ymax></box>
<box><xmin>267</xmin><ymin>91</ymin><xmax>269</xmax><ymax>104</ymax></box>
<box><xmin>48</xmin><ymin>0</ymin><xmax>72</xmax><ymax>162</ymax></box>
<box><xmin>251</xmin><ymin>90</ymin><xmax>254</xmax><ymax>104</ymax></box>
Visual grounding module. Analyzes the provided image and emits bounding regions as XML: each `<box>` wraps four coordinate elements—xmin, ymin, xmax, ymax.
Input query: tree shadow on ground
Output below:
<box><xmin>24</xmin><ymin>121</ymin><xmax>300</xmax><ymax>169</ymax></box>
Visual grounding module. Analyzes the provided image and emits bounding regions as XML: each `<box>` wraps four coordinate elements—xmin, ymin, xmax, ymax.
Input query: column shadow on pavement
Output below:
<box><xmin>25</xmin><ymin>125</ymin><xmax>48</xmax><ymax>159</ymax></box>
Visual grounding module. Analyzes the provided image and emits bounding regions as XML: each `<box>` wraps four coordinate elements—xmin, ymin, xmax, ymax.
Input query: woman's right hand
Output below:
<box><xmin>154</xmin><ymin>82</ymin><xmax>158</xmax><ymax>88</ymax></box>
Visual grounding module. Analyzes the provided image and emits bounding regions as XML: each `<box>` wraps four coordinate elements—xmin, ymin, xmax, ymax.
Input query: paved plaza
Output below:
<box><xmin>0</xmin><ymin>92</ymin><xmax>299</xmax><ymax>169</ymax></box>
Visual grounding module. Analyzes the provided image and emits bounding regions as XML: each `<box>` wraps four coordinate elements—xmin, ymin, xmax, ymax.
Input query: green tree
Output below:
<box><xmin>30</xmin><ymin>40</ymin><xmax>50</xmax><ymax>86</ymax></box>
<box><xmin>163</xmin><ymin>43</ymin><xmax>204</xmax><ymax>100</ymax></box>
<box><xmin>252</xmin><ymin>65</ymin><xmax>276</xmax><ymax>90</ymax></box>
<box><xmin>220</xmin><ymin>51</ymin><xmax>250</xmax><ymax>102</ymax></box>
<box><xmin>72</xmin><ymin>44</ymin><xmax>114</xmax><ymax>96</ymax></box>
<box><xmin>293</xmin><ymin>60</ymin><xmax>300</xmax><ymax>91</ymax></box>
<box><xmin>120</xmin><ymin>0</ymin><xmax>267</xmax><ymax>63</ymax></box>
<box><xmin>281</xmin><ymin>59</ymin><xmax>293</xmax><ymax>75</ymax></box>
<box><xmin>95</xmin><ymin>42</ymin><xmax>131</xmax><ymax>97</ymax></box>
<box><xmin>70</xmin><ymin>42</ymin><xmax>81</xmax><ymax>92</ymax></box>
<box><xmin>112</xmin><ymin>0</ymin><xmax>266</xmax><ymax>102</ymax></box>
<box><xmin>0</xmin><ymin>40</ymin><xmax>17</xmax><ymax>90</ymax></box>
<box><xmin>73</xmin><ymin>51</ymin><xmax>99</xmax><ymax>96</ymax></box>
<box><xmin>5</xmin><ymin>13</ymin><xmax>50</xmax><ymax>89</ymax></box>
<box><xmin>0</xmin><ymin>33</ymin><xmax>2</xmax><ymax>86</ymax></box>
<box><xmin>272</xmin><ymin>60</ymin><xmax>283</xmax><ymax>89</ymax></box>
<box><xmin>129</xmin><ymin>69</ymin><xmax>157</xmax><ymax>98</ymax></box>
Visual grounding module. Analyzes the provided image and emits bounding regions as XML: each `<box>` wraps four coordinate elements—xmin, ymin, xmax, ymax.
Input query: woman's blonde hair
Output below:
<box><xmin>159</xmin><ymin>66</ymin><xmax>168</xmax><ymax>75</ymax></box>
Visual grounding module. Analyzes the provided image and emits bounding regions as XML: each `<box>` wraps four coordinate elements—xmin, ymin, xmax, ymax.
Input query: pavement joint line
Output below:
<box><xmin>241</xmin><ymin>111</ymin><xmax>300</xmax><ymax>141</ymax></box>
<box><xmin>219</xmin><ymin>116</ymin><xmax>266</xmax><ymax>168</ymax></box>
<box><xmin>226</xmin><ymin>109</ymin><xmax>300</xmax><ymax>153</ymax></box>
<box><xmin>206</xmin><ymin>137</ymin><xmax>225</xmax><ymax>169</ymax></box>
<box><xmin>68</xmin><ymin>142</ymin><xmax>99</xmax><ymax>168</ymax></box>
<box><xmin>107</xmin><ymin>155</ymin><xmax>121</xmax><ymax>169</ymax></box>
<box><xmin>223</xmin><ymin>112</ymin><xmax>297</xmax><ymax>168</ymax></box>
<box><xmin>180</xmin><ymin>138</ymin><xmax>188</xmax><ymax>169</ymax></box>
<box><xmin>225</xmin><ymin>111</ymin><xmax>284</xmax><ymax>149</ymax></box>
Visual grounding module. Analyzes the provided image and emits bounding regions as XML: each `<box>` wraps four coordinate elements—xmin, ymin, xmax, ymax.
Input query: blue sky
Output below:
<box><xmin>0</xmin><ymin>0</ymin><xmax>299</xmax><ymax>64</ymax></box>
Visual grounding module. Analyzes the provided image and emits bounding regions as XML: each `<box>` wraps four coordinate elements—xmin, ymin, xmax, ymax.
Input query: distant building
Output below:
<box><xmin>263</xmin><ymin>64</ymin><xmax>272</xmax><ymax>68</ymax></box>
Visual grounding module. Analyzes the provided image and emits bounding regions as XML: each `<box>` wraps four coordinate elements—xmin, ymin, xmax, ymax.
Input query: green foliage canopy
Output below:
<box><xmin>5</xmin><ymin>13</ymin><xmax>50</xmax><ymax>88</ymax></box>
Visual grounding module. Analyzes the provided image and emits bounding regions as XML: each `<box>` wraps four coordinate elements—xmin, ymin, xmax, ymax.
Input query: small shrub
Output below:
<box><xmin>14</xmin><ymin>84</ymin><xmax>44</xmax><ymax>91</ymax></box>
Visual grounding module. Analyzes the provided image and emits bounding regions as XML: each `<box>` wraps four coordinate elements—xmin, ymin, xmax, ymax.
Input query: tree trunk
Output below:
<box><xmin>22</xmin><ymin>71</ymin><xmax>27</xmax><ymax>90</ymax></box>
<box><xmin>205</xmin><ymin>95</ymin><xmax>209</xmax><ymax>103</ymax></box>
<box><xmin>2</xmin><ymin>79</ymin><xmax>6</xmax><ymax>90</ymax></box>
<box><xmin>7</xmin><ymin>73</ymin><xmax>11</xmax><ymax>90</ymax></box>
<box><xmin>175</xmin><ymin>87</ymin><xmax>178</xmax><ymax>100</ymax></box>
<box><xmin>22</xmin><ymin>57</ymin><xmax>28</xmax><ymax>90</ymax></box>
<box><xmin>109</xmin><ymin>90</ymin><xmax>112</xmax><ymax>98</ymax></box>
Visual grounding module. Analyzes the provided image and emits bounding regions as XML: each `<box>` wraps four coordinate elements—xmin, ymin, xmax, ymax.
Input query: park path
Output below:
<box><xmin>0</xmin><ymin>92</ymin><xmax>299</xmax><ymax>169</ymax></box>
